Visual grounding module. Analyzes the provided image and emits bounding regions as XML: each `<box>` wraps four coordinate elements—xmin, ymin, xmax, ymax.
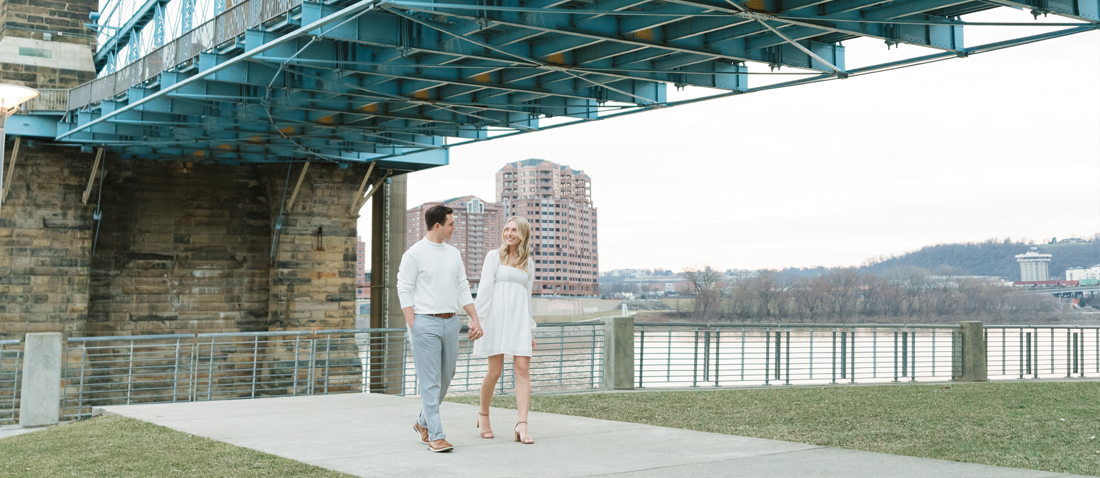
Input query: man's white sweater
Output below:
<box><xmin>396</xmin><ymin>239</ymin><xmax>474</xmax><ymax>314</ymax></box>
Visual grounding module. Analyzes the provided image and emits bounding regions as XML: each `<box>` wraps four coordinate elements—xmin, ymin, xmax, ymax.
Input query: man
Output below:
<box><xmin>397</xmin><ymin>204</ymin><xmax>484</xmax><ymax>452</ymax></box>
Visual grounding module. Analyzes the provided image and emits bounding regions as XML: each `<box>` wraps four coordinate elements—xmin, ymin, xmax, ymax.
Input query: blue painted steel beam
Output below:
<box><xmin>378</xmin><ymin>1</ymin><xmax>839</xmax><ymax>71</ymax></box>
<box><xmin>181</xmin><ymin>0</ymin><xmax>195</xmax><ymax>34</ymax></box>
<box><xmin>59</xmin><ymin>0</ymin><xmax>389</xmax><ymax>140</ymax></box>
<box><xmin>304</xmin><ymin>5</ymin><xmax>676</xmax><ymax>101</ymax></box>
<box><xmin>988</xmin><ymin>0</ymin><xmax>1100</xmax><ymax>21</ymax></box>
<box><xmin>420</xmin><ymin>10</ymin><xmax>841</xmax><ymax>72</ymax></box>
<box><xmin>56</xmin><ymin>0</ymin><xmax>1100</xmax><ymax>170</ymax></box>
<box><xmin>93</xmin><ymin>0</ymin><xmax>171</xmax><ymax>72</ymax></box>
<box><xmin>153</xmin><ymin>2</ymin><xmax>165</xmax><ymax>47</ymax></box>
<box><xmin>743</xmin><ymin>15</ymin><xmax>966</xmax><ymax>52</ymax></box>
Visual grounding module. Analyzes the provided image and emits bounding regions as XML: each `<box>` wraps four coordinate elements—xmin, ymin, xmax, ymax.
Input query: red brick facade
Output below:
<box><xmin>496</xmin><ymin>159</ymin><xmax>597</xmax><ymax>297</ymax></box>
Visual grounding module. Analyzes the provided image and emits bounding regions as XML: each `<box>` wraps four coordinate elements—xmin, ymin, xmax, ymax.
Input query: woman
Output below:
<box><xmin>472</xmin><ymin>216</ymin><xmax>537</xmax><ymax>444</ymax></box>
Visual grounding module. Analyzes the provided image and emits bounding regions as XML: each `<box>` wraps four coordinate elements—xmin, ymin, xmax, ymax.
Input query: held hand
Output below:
<box><xmin>467</xmin><ymin>319</ymin><xmax>484</xmax><ymax>340</ymax></box>
<box><xmin>531</xmin><ymin>338</ymin><xmax>536</xmax><ymax>350</ymax></box>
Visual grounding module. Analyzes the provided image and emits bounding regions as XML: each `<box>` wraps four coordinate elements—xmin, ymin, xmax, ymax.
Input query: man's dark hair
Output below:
<box><xmin>425</xmin><ymin>205</ymin><xmax>453</xmax><ymax>230</ymax></box>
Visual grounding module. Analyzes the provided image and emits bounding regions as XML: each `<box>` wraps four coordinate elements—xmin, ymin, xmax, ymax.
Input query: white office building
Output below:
<box><xmin>1066</xmin><ymin>265</ymin><xmax>1100</xmax><ymax>281</ymax></box>
<box><xmin>1015</xmin><ymin>247</ymin><xmax>1052</xmax><ymax>281</ymax></box>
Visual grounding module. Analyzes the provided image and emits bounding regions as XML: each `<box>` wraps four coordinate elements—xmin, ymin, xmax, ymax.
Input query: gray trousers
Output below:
<box><xmin>410</xmin><ymin>314</ymin><xmax>460</xmax><ymax>441</ymax></box>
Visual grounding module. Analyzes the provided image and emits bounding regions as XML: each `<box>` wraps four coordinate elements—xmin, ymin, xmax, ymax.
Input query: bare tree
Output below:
<box><xmin>825</xmin><ymin>268</ymin><xmax>860</xmax><ymax>321</ymax></box>
<box><xmin>791</xmin><ymin>276</ymin><xmax>829</xmax><ymax>323</ymax></box>
<box><xmin>752</xmin><ymin>270</ymin><xmax>792</xmax><ymax>319</ymax></box>
<box><xmin>682</xmin><ymin>264</ymin><xmax>725</xmax><ymax>322</ymax></box>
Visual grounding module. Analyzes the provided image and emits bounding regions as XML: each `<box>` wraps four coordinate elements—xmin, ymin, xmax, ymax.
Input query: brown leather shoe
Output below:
<box><xmin>428</xmin><ymin>438</ymin><xmax>454</xmax><ymax>452</ymax></box>
<box><xmin>413</xmin><ymin>422</ymin><xmax>429</xmax><ymax>444</ymax></box>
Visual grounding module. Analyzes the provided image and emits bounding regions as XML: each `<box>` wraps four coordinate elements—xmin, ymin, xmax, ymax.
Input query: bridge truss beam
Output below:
<box><xmin>58</xmin><ymin>0</ymin><xmax>1099</xmax><ymax>169</ymax></box>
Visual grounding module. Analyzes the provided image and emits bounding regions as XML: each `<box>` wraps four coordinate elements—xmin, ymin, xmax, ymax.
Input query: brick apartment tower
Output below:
<box><xmin>407</xmin><ymin>196</ymin><xmax>503</xmax><ymax>293</ymax></box>
<box><xmin>496</xmin><ymin>159</ymin><xmax>597</xmax><ymax>296</ymax></box>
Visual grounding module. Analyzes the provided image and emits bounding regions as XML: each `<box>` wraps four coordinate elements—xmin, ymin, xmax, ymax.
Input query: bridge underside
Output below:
<box><xmin>52</xmin><ymin>0</ymin><xmax>1099</xmax><ymax>170</ymax></box>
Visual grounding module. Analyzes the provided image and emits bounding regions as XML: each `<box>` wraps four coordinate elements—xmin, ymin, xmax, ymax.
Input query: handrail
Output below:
<box><xmin>635</xmin><ymin>322</ymin><xmax>961</xmax><ymax>329</ymax></box>
<box><xmin>984</xmin><ymin>325</ymin><xmax>1100</xmax><ymax>329</ymax></box>
<box><xmin>66</xmin><ymin>323</ymin><xmax>606</xmax><ymax>342</ymax></box>
<box><xmin>69</xmin><ymin>0</ymin><xmax>306</xmax><ymax>111</ymax></box>
<box><xmin>69</xmin><ymin>334</ymin><xmax>196</xmax><ymax>342</ymax></box>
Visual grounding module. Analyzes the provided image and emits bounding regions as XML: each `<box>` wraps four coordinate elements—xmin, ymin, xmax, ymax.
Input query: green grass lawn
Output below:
<box><xmin>451</xmin><ymin>381</ymin><xmax>1100</xmax><ymax>476</ymax></box>
<box><xmin>0</xmin><ymin>415</ymin><xmax>353</xmax><ymax>478</ymax></box>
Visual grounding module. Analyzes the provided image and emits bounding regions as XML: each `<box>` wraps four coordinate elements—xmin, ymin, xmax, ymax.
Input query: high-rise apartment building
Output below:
<box><xmin>1016</xmin><ymin>247</ymin><xmax>1052</xmax><ymax>281</ymax></box>
<box><xmin>407</xmin><ymin>196</ymin><xmax>504</xmax><ymax>292</ymax></box>
<box><xmin>496</xmin><ymin>159</ymin><xmax>598</xmax><ymax>296</ymax></box>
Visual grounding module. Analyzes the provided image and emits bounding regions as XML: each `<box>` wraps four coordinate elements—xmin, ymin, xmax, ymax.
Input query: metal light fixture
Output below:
<box><xmin>0</xmin><ymin>84</ymin><xmax>39</xmax><ymax>217</ymax></box>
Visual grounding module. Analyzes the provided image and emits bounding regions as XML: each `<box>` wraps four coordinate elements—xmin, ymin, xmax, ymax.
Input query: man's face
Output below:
<box><xmin>441</xmin><ymin>214</ymin><xmax>455</xmax><ymax>240</ymax></box>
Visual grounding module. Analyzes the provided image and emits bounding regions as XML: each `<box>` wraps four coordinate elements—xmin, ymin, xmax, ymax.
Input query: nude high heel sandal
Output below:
<box><xmin>514</xmin><ymin>421</ymin><xmax>534</xmax><ymax>444</ymax></box>
<box><xmin>477</xmin><ymin>412</ymin><xmax>494</xmax><ymax>439</ymax></box>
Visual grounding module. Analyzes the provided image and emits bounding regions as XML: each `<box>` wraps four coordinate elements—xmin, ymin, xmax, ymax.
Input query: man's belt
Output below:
<box><xmin>424</xmin><ymin>313</ymin><xmax>455</xmax><ymax>318</ymax></box>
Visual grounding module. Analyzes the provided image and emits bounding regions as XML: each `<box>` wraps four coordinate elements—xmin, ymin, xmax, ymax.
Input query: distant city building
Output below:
<box><xmin>497</xmin><ymin>159</ymin><xmax>598</xmax><ymax>296</ymax></box>
<box><xmin>1066</xmin><ymin>265</ymin><xmax>1100</xmax><ymax>281</ymax></box>
<box><xmin>407</xmin><ymin>196</ymin><xmax>505</xmax><ymax>292</ymax></box>
<box><xmin>605</xmin><ymin>269</ymin><xmax>648</xmax><ymax>277</ymax></box>
<box><xmin>1015</xmin><ymin>247</ymin><xmax>1052</xmax><ymax>281</ymax></box>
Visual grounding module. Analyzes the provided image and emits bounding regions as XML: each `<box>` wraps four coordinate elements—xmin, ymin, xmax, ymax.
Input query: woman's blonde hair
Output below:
<box><xmin>498</xmin><ymin>216</ymin><xmax>531</xmax><ymax>273</ymax></box>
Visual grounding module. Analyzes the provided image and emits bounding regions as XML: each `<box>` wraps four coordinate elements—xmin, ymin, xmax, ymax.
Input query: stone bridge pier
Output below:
<box><xmin>0</xmin><ymin>147</ymin><xmax>407</xmax><ymax>338</ymax></box>
<box><xmin>0</xmin><ymin>0</ymin><xmax>408</xmax><ymax>340</ymax></box>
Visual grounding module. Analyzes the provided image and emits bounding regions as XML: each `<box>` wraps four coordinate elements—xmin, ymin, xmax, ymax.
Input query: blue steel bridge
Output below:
<box><xmin>37</xmin><ymin>0</ymin><xmax>1100</xmax><ymax>171</ymax></box>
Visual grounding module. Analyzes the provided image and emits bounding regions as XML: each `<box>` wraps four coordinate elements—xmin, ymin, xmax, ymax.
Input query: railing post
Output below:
<box><xmin>831</xmin><ymin>328</ymin><xmax>836</xmax><ymax>384</ymax></box>
<box><xmin>19</xmin><ymin>333</ymin><xmax>63</xmax><ymax>427</ymax></box>
<box><xmin>764</xmin><ymin>327</ymin><xmax>770</xmax><ymax>386</ymax></box>
<box><xmin>693</xmin><ymin>329</ymin><xmax>699</xmax><ymax>387</ymax></box>
<box><xmin>603</xmin><ymin>315</ymin><xmax>634</xmax><ymax>390</ymax></box>
<box><xmin>955</xmin><ymin>322</ymin><xmax>987</xmax><ymax>382</ymax></box>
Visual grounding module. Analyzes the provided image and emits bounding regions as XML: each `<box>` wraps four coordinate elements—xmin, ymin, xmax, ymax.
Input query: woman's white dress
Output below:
<box><xmin>472</xmin><ymin>252</ymin><xmax>537</xmax><ymax>357</ymax></box>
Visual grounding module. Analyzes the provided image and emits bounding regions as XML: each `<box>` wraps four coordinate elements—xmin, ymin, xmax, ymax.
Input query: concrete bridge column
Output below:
<box><xmin>369</xmin><ymin>174</ymin><xmax>407</xmax><ymax>393</ymax></box>
<box><xmin>955</xmin><ymin>321</ymin><xmax>988</xmax><ymax>382</ymax></box>
<box><xmin>19</xmin><ymin>332</ymin><xmax>62</xmax><ymax>426</ymax></box>
<box><xmin>603</xmin><ymin>315</ymin><xmax>635</xmax><ymax>390</ymax></box>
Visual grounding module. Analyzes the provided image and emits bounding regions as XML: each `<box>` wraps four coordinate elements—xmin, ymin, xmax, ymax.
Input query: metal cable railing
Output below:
<box><xmin>452</xmin><ymin>322</ymin><xmax>605</xmax><ymax>396</ymax></box>
<box><xmin>61</xmin><ymin>323</ymin><xmax>604</xmax><ymax>419</ymax></box>
<box><xmin>984</xmin><ymin>326</ymin><xmax>1099</xmax><ymax>380</ymax></box>
<box><xmin>634</xmin><ymin>323</ymin><xmax>962</xmax><ymax>388</ymax></box>
<box><xmin>0</xmin><ymin>339</ymin><xmax>21</xmax><ymax>425</ymax></box>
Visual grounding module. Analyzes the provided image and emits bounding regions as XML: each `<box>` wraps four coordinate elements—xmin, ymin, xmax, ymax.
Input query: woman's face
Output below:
<box><xmin>503</xmin><ymin>220</ymin><xmax>521</xmax><ymax>247</ymax></box>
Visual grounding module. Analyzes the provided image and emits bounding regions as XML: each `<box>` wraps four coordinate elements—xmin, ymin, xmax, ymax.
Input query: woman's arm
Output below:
<box><xmin>527</xmin><ymin>257</ymin><xmax>537</xmax><ymax>330</ymax></box>
<box><xmin>474</xmin><ymin>252</ymin><xmax>499</xmax><ymax>322</ymax></box>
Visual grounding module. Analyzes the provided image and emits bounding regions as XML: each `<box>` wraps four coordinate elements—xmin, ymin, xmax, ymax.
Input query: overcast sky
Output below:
<box><xmin>358</xmin><ymin>9</ymin><xmax>1100</xmax><ymax>272</ymax></box>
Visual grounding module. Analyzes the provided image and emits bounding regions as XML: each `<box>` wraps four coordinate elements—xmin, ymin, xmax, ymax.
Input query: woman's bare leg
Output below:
<box><xmin>478</xmin><ymin>354</ymin><xmax>504</xmax><ymax>437</ymax></box>
<box><xmin>514</xmin><ymin>355</ymin><xmax>533</xmax><ymax>443</ymax></box>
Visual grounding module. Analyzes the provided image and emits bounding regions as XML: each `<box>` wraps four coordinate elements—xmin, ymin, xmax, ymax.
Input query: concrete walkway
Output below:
<box><xmin>0</xmin><ymin>425</ymin><xmax>45</xmax><ymax>440</ymax></box>
<box><xmin>96</xmin><ymin>394</ymin><xmax>1088</xmax><ymax>478</ymax></box>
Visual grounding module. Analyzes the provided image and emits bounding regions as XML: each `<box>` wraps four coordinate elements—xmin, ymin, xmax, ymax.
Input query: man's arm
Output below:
<box><xmin>454</xmin><ymin>251</ymin><xmax>481</xmax><ymax>340</ymax></box>
<box><xmin>396</xmin><ymin>251</ymin><xmax>418</xmax><ymax>328</ymax></box>
<box><xmin>463</xmin><ymin>303</ymin><xmax>482</xmax><ymax>340</ymax></box>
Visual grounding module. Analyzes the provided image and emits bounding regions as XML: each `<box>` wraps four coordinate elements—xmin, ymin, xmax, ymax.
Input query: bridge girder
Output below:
<box><xmin>59</xmin><ymin>0</ymin><xmax>1100</xmax><ymax>168</ymax></box>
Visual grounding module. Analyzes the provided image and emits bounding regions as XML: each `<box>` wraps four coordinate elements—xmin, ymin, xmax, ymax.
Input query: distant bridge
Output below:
<box><xmin>1026</xmin><ymin>286</ymin><xmax>1100</xmax><ymax>298</ymax></box>
<box><xmin>5</xmin><ymin>0</ymin><xmax>1096</xmax><ymax>171</ymax></box>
